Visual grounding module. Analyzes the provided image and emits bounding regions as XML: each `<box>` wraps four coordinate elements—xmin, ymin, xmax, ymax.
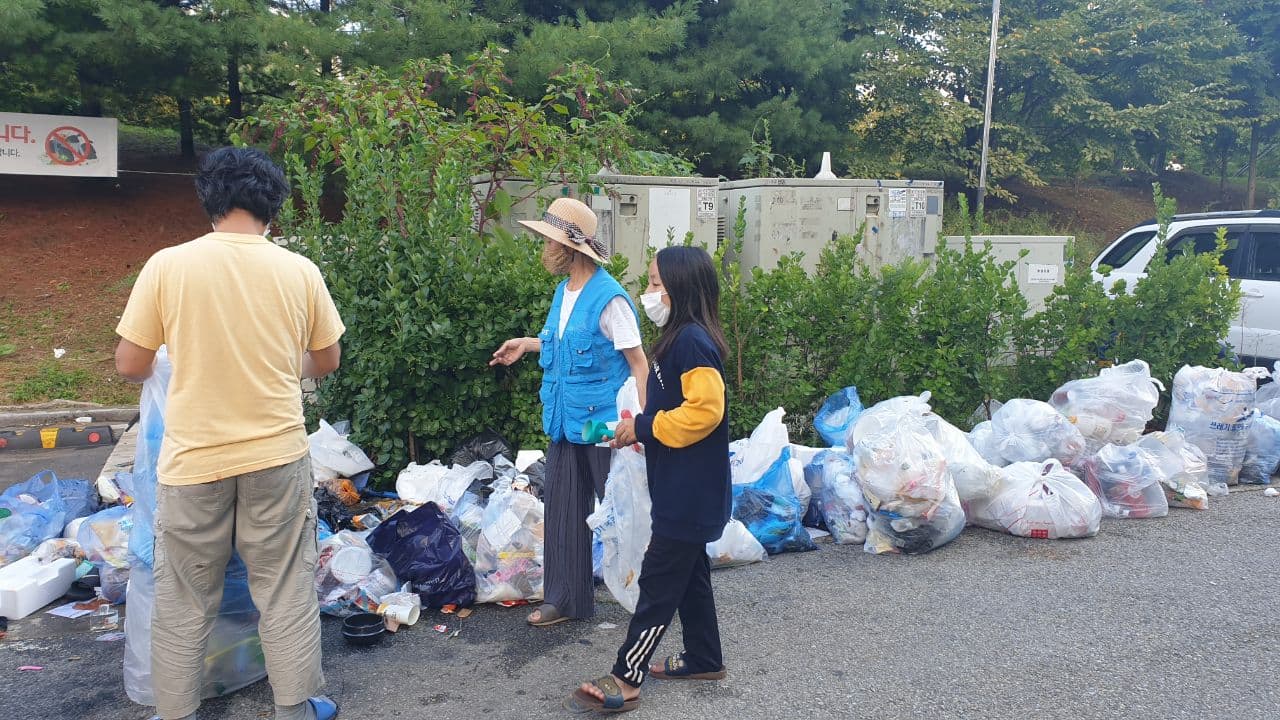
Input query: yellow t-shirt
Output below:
<box><xmin>116</xmin><ymin>232</ymin><xmax>345</xmax><ymax>485</ymax></box>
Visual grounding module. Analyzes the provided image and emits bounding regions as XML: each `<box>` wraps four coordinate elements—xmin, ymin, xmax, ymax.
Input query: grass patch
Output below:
<box><xmin>106</xmin><ymin>270</ymin><xmax>140</xmax><ymax>294</ymax></box>
<box><xmin>0</xmin><ymin>343</ymin><xmax>14</xmax><ymax>358</ymax></box>
<box><xmin>9</xmin><ymin>361</ymin><xmax>93</xmax><ymax>403</ymax></box>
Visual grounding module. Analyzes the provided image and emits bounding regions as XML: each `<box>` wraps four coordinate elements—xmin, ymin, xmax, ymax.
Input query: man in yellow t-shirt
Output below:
<box><xmin>115</xmin><ymin>147</ymin><xmax>344</xmax><ymax>720</ymax></box>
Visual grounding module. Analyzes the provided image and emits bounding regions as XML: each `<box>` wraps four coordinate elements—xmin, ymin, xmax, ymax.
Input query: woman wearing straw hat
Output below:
<box><xmin>490</xmin><ymin>197</ymin><xmax>649</xmax><ymax>627</ymax></box>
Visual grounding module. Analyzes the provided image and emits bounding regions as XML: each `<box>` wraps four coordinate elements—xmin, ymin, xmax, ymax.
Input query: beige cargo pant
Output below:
<box><xmin>152</xmin><ymin>455</ymin><xmax>323</xmax><ymax>719</ymax></box>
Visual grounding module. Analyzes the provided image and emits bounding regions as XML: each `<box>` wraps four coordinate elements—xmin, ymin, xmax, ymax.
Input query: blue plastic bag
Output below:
<box><xmin>731</xmin><ymin>448</ymin><xmax>816</xmax><ymax>555</ymax></box>
<box><xmin>0</xmin><ymin>470</ymin><xmax>97</xmax><ymax>565</ymax></box>
<box><xmin>368</xmin><ymin>502</ymin><xmax>477</xmax><ymax>608</ymax></box>
<box><xmin>1241</xmin><ymin>410</ymin><xmax>1280</xmax><ymax>485</ymax></box>
<box><xmin>814</xmin><ymin>387</ymin><xmax>864</xmax><ymax>447</ymax></box>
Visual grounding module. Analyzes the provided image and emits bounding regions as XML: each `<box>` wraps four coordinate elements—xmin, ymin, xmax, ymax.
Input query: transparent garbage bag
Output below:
<box><xmin>315</xmin><ymin>530</ymin><xmax>398</xmax><ymax>616</ymax></box>
<box><xmin>989</xmin><ymin>399</ymin><xmax>1087</xmax><ymax>465</ymax></box>
<box><xmin>968</xmin><ymin>420</ymin><xmax>1004</xmax><ymax>466</ymax></box>
<box><xmin>1167</xmin><ymin>364</ymin><xmax>1256</xmax><ymax>487</ymax></box>
<box><xmin>124</xmin><ymin>347</ymin><xmax>268</xmax><ymax>706</ymax></box>
<box><xmin>586</xmin><ymin>445</ymin><xmax>651</xmax><ymax>613</ymax></box>
<box><xmin>851</xmin><ymin>412</ymin><xmax>964</xmax><ymax>555</ymax></box>
<box><xmin>395</xmin><ymin>460</ymin><xmax>494</xmax><ymax>514</ymax></box>
<box><xmin>969</xmin><ymin>460</ymin><xmax>1102</xmax><ymax>539</ymax></box>
<box><xmin>925</xmin><ymin>415</ymin><xmax>1003</xmax><ymax>508</ymax></box>
<box><xmin>124</xmin><ymin>557</ymin><xmax>266</xmax><ymax>705</ymax></box>
<box><xmin>802</xmin><ymin>450</ymin><xmax>868</xmax><ymax>545</ymax></box>
<box><xmin>76</xmin><ymin>505</ymin><xmax>132</xmax><ymax>570</ymax></box>
<box><xmin>1078</xmin><ymin>443</ymin><xmax>1171</xmax><ymax>519</ymax></box>
<box><xmin>706</xmin><ymin>519</ymin><xmax>767</xmax><ymax>569</ymax></box>
<box><xmin>1241</xmin><ymin>410</ymin><xmax>1280</xmax><ymax>485</ymax></box>
<box><xmin>1134</xmin><ymin>430</ymin><xmax>1210</xmax><ymax>509</ymax></box>
<box><xmin>1049</xmin><ymin>360</ymin><xmax>1163</xmax><ymax>453</ymax></box>
<box><xmin>474</xmin><ymin>478</ymin><xmax>545</xmax><ymax>604</ymax></box>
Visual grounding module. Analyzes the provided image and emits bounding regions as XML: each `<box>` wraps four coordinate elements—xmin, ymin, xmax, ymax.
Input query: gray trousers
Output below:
<box><xmin>543</xmin><ymin>440</ymin><xmax>611</xmax><ymax>618</ymax></box>
<box><xmin>152</xmin><ymin>455</ymin><xmax>323</xmax><ymax>719</ymax></box>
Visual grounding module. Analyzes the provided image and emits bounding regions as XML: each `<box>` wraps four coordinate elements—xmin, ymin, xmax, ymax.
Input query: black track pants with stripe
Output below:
<box><xmin>611</xmin><ymin>533</ymin><xmax>723</xmax><ymax>687</ymax></box>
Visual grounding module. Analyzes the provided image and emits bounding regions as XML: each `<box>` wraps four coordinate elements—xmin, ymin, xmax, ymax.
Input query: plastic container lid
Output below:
<box><xmin>329</xmin><ymin>546</ymin><xmax>373</xmax><ymax>584</ymax></box>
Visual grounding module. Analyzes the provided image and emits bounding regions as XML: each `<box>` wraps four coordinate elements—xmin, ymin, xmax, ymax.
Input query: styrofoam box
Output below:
<box><xmin>0</xmin><ymin>555</ymin><xmax>78</xmax><ymax>619</ymax></box>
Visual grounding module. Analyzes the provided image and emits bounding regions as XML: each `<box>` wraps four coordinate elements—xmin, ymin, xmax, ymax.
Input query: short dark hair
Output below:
<box><xmin>195</xmin><ymin>147</ymin><xmax>290</xmax><ymax>225</ymax></box>
<box><xmin>652</xmin><ymin>246</ymin><xmax>729</xmax><ymax>362</ymax></box>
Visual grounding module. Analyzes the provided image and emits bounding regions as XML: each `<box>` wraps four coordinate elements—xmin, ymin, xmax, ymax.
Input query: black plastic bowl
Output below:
<box><xmin>341</xmin><ymin>612</ymin><xmax>385</xmax><ymax>646</ymax></box>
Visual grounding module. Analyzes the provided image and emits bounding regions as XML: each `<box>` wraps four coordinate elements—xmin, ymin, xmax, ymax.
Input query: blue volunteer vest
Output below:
<box><xmin>538</xmin><ymin>267</ymin><xmax>636</xmax><ymax>444</ymax></box>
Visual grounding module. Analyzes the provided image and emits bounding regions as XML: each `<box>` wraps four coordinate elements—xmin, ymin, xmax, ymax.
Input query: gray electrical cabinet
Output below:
<box><xmin>937</xmin><ymin>235</ymin><xmax>1071</xmax><ymax>312</ymax></box>
<box><xmin>472</xmin><ymin>174</ymin><xmax>719</xmax><ymax>286</ymax></box>
<box><xmin>718</xmin><ymin>178</ymin><xmax>945</xmax><ymax>273</ymax></box>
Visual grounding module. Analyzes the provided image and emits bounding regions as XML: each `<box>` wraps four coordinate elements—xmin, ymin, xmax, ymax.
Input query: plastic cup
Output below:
<box><xmin>380</xmin><ymin>601</ymin><xmax>420</xmax><ymax>626</ymax></box>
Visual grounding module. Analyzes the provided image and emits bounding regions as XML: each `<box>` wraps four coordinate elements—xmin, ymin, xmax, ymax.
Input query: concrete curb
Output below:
<box><xmin>0</xmin><ymin>406</ymin><xmax>139</xmax><ymax>427</ymax></box>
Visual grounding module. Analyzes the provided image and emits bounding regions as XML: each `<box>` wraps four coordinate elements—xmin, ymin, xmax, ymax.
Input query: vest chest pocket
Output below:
<box><xmin>567</xmin><ymin>331</ymin><xmax>596</xmax><ymax>372</ymax></box>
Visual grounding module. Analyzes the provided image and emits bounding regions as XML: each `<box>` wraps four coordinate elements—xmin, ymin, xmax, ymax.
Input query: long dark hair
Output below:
<box><xmin>651</xmin><ymin>246</ymin><xmax>729</xmax><ymax>362</ymax></box>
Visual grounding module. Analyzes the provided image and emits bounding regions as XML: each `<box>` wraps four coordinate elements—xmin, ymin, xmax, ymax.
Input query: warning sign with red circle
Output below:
<box><xmin>0</xmin><ymin>111</ymin><xmax>117</xmax><ymax>178</ymax></box>
<box><xmin>45</xmin><ymin>125</ymin><xmax>99</xmax><ymax>166</ymax></box>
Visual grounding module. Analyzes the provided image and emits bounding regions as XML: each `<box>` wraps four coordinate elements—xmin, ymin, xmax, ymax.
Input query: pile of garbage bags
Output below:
<box><xmin>729</xmin><ymin>409</ymin><xmax>815</xmax><ymax>555</ymax></box>
<box><xmin>1</xmin><ymin>471</ymin><xmax>98</xmax><ymax>566</ymax></box>
<box><xmin>472</xmin><ymin>476</ymin><xmax>545</xmax><ymax>604</ymax></box>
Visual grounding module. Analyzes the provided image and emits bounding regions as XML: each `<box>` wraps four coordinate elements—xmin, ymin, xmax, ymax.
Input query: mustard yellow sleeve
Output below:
<box><xmin>650</xmin><ymin>367</ymin><xmax>726</xmax><ymax>449</ymax></box>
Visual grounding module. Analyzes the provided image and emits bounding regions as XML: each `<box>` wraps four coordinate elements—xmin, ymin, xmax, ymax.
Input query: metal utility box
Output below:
<box><xmin>472</xmin><ymin>174</ymin><xmax>719</xmax><ymax>286</ymax></box>
<box><xmin>938</xmin><ymin>235</ymin><xmax>1071</xmax><ymax>312</ymax></box>
<box><xmin>718</xmin><ymin>178</ymin><xmax>945</xmax><ymax>274</ymax></box>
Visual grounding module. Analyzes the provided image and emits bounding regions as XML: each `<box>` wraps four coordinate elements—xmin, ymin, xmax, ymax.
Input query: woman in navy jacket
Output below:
<box><xmin>568</xmin><ymin>246</ymin><xmax>732</xmax><ymax>713</ymax></box>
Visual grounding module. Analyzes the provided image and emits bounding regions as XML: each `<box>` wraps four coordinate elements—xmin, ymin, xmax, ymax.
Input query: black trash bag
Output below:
<box><xmin>367</xmin><ymin>502</ymin><xmax>476</xmax><ymax>609</ymax></box>
<box><xmin>449</xmin><ymin>431</ymin><xmax>515</xmax><ymax>468</ymax></box>
<box><xmin>521</xmin><ymin>459</ymin><xmax>546</xmax><ymax>499</ymax></box>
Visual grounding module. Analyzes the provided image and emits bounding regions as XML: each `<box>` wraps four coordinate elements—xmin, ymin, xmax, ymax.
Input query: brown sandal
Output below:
<box><xmin>564</xmin><ymin>676</ymin><xmax>640</xmax><ymax>714</ymax></box>
<box><xmin>526</xmin><ymin>603</ymin><xmax>569</xmax><ymax>627</ymax></box>
<box><xmin>648</xmin><ymin>652</ymin><xmax>727</xmax><ymax>680</ymax></box>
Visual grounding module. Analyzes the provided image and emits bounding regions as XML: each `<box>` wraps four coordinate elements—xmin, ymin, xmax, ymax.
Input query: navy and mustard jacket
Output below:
<box><xmin>634</xmin><ymin>324</ymin><xmax>732</xmax><ymax>544</ymax></box>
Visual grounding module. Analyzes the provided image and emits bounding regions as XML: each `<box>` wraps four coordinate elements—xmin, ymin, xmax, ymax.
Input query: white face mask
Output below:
<box><xmin>641</xmin><ymin>290</ymin><xmax>669</xmax><ymax>327</ymax></box>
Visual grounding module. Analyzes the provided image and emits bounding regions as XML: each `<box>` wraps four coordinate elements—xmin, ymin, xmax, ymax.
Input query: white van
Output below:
<box><xmin>1090</xmin><ymin>210</ymin><xmax>1280</xmax><ymax>365</ymax></box>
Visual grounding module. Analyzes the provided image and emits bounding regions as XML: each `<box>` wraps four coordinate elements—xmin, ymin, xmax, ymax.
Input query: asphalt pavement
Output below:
<box><xmin>2</xmin><ymin>484</ymin><xmax>1278</xmax><ymax>720</ymax></box>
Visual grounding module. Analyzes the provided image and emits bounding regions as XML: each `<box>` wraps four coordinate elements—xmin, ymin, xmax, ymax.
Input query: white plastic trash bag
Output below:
<box><xmin>731</xmin><ymin>408</ymin><xmax>790</xmax><ymax>485</ymax></box>
<box><xmin>1135</xmin><ymin>431</ymin><xmax>1210</xmax><ymax>509</ymax></box>
<box><xmin>1049</xmin><ymin>360</ymin><xmax>1163</xmax><ymax>453</ymax></box>
<box><xmin>989</xmin><ymin>399</ymin><xmax>1087</xmax><ymax>465</ymax></box>
<box><xmin>969</xmin><ymin>460</ymin><xmax>1102</xmax><ymax>539</ymax></box>
<box><xmin>706</xmin><ymin>519</ymin><xmax>767</xmax><ymax>569</ymax></box>
<box><xmin>309</xmin><ymin>419</ymin><xmax>375</xmax><ymax>482</ymax></box>
<box><xmin>968</xmin><ymin>420</ymin><xmax>1004</xmax><ymax>466</ymax></box>
<box><xmin>1167</xmin><ymin>365</ymin><xmax>1255</xmax><ymax>488</ymax></box>
<box><xmin>851</xmin><ymin>409</ymin><xmax>964</xmax><ymax>555</ymax></box>
<box><xmin>1078</xmin><ymin>444</ymin><xmax>1170</xmax><ymax>519</ymax></box>
<box><xmin>926</xmin><ymin>415</ymin><xmax>1003</xmax><ymax>508</ymax></box>
<box><xmin>586</xmin><ymin>445</ymin><xmax>651</xmax><ymax>613</ymax></box>
<box><xmin>846</xmin><ymin>393</ymin><xmax>932</xmax><ymax>448</ymax></box>
<box><xmin>396</xmin><ymin>460</ymin><xmax>492</xmax><ymax>513</ymax></box>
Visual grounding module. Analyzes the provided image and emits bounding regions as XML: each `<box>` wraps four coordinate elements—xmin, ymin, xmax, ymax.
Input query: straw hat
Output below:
<box><xmin>517</xmin><ymin>197</ymin><xmax>609</xmax><ymax>264</ymax></box>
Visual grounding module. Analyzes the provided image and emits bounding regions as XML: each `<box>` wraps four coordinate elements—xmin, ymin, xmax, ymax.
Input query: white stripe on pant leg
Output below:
<box><xmin>625</xmin><ymin>625</ymin><xmax>666</xmax><ymax>683</ymax></box>
<box><xmin>623</xmin><ymin>626</ymin><xmax>658</xmax><ymax>676</ymax></box>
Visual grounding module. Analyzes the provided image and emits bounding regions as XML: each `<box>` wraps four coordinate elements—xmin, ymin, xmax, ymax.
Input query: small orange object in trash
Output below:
<box><xmin>441</xmin><ymin>604</ymin><xmax>457</xmax><ymax>614</ymax></box>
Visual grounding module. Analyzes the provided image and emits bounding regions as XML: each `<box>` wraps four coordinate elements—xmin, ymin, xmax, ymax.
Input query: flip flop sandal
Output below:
<box><xmin>527</xmin><ymin>603</ymin><xmax>569</xmax><ymax>627</ymax></box>
<box><xmin>563</xmin><ymin>676</ymin><xmax>639</xmax><ymax>714</ymax></box>
<box><xmin>648</xmin><ymin>652</ymin><xmax>727</xmax><ymax>681</ymax></box>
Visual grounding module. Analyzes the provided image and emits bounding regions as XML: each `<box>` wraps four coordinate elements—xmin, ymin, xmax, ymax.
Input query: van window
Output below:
<box><xmin>1166</xmin><ymin>229</ymin><xmax>1243</xmax><ymax>276</ymax></box>
<box><xmin>1097</xmin><ymin>230</ymin><xmax>1155</xmax><ymax>269</ymax></box>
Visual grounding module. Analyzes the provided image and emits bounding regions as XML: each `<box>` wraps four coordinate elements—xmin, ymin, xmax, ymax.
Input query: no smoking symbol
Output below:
<box><xmin>45</xmin><ymin>125</ymin><xmax>98</xmax><ymax>166</ymax></box>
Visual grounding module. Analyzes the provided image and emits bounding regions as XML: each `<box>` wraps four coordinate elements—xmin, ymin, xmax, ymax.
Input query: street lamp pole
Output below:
<box><xmin>976</xmin><ymin>0</ymin><xmax>1001</xmax><ymax>219</ymax></box>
